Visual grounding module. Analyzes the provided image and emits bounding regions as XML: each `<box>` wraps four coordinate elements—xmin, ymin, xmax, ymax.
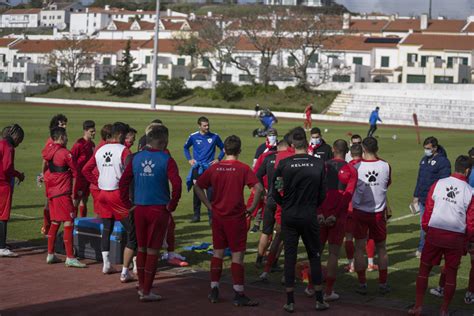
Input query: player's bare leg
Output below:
<box><xmin>324</xmin><ymin>244</ymin><xmax>341</xmax><ymax>301</ymax></box>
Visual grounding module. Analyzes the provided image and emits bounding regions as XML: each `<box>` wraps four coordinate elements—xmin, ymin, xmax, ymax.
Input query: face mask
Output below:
<box><xmin>424</xmin><ymin>149</ymin><xmax>433</xmax><ymax>157</ymax></box>
<box><xmin>267</xmin><ymin>135</ymin><xmax>277</xmax><ymax>145</ymax></box>
<box><xmin>311</xmin><ymin>138</ymin><xmax>321</xmax><ymax>146</ymax></box>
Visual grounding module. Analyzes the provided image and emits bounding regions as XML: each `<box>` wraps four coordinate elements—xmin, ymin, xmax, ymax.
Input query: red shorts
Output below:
<box><xmin>212</xmin><ymin>216</ymin><xmax>247</xmax><ymax>252</ymax></box>
<box><xmin>247</xmin><ymin>189</ymin><xmax>265</xmax><ymax>218</ymax></box>
<box><xmin>73</xmin><ymin>176</ymin><xmax>90</xmax><ymax>200</ymax></box>
<box><xmin>0</xmin><ymin>183</ymin><xmax>12</xmax><ymax>221</ymax></box>
<box><xmin>98</xmin><ymin>190</ymin><xmax>129</xmax><ymax>220</ymax></box>
<box><xmin>353</xmin><ymin>209</ymin><xmax>386</xmax><ymax>243</ymax></box>
<box><xmin>134</xmin><ymin>205</ymin><xmax>170</xmax><ymax>250</ymax></box>
<box><xmin>320</xmin><ymin>216</ymin><xmax>346</xmax><ymax>246</ymax></box>
<box><xmin>49</xmin><ymin>195</ymin><xmax>75</xmax><ymax>222</ymax></box>
<box><xmin>421</xmin><ymin>240</ymin><xmax>464</xmax><ymax>270</ymax></box>
<box><xmin>90</xmin><ymin>188</ymin><xmax>101</xmax><ymax>216</ymax></box>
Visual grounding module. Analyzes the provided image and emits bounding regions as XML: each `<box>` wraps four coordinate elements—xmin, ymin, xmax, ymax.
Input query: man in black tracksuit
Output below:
<box><xmin>273</xmin><ymin>127</ymin><xmax>328</xmax><ymax>312</ymax></box>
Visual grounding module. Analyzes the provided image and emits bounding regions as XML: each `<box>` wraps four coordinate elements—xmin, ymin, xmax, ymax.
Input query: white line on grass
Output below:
<box><xmin>11</xmin><ymin>213</ymin><xmax>37</xmax><ymax>219</ymax></box>
<box><xmin>388</xmin><ymin>213</ymin><xmax>417</xmax><ymax>223</ymax></box>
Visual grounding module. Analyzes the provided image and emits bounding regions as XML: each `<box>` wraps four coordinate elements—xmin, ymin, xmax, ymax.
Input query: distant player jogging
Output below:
<box><xmin>367</xmin><ymin>107</ymin><xmax>382</xmax><ymax>137</ymax></box>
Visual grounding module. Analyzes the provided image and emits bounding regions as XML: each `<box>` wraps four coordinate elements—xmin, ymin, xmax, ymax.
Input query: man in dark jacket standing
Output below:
<box><xmin>413</xmin><ymin>136</ymin><xmax>451</xmax><ymax>258</ymax></box>
<box><xmin>308</xmin><ymin>127</ymin><xmax>333</xmax><ymax>162</ymax></box>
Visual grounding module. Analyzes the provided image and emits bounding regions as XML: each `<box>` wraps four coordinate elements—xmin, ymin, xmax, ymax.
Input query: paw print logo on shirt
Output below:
<box><xmin>365</xmin><ymin>170</ymin><xmax>378</xmax><ymax>183</ymax></box>
<box><xmin>142</xmin><ymin>160</ymin><xmax>155</xmax><ymax>174</ymax></box>
<box><xmin>103</xmin><ymin>152</ymin><xmax>113</xmax><ymax>163</ymax></box>
<box><xmin>446</xmin><ymin>186</ymin><xmax>459</xmax><ymax>199</ymax></box>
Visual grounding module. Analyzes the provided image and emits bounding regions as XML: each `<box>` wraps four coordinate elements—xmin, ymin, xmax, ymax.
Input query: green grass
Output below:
<box><xmin>35</xmin><ymin>87</ymin><xmax>339</xmax><ymax>113</ymax></box>
<box><xmin>1</xmin><ymin>102</ymin><xmax>473</xmax><ymax>310</ymax></box>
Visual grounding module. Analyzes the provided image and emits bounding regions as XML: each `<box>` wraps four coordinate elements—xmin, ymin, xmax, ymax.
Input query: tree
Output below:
<box><xmin>48</xmin><ymin>37</ymin><xmax>97</xmax><ymax>92</ymax></box>
<box><xmin>174</xmin><ymin>33</ymin><xmax>199</xmax><ymax>69</ymax></box>
<box><xmin>102</xmin><ymin>40</ymin><xmax>141</xmax><ymax>97</ymax></box>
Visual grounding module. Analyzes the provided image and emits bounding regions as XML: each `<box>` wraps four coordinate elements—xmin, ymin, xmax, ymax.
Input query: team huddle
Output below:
<box><xmin>0</xmin><ymin>114</ymin><xmax>473</xmax><ymax>314</ymax></box>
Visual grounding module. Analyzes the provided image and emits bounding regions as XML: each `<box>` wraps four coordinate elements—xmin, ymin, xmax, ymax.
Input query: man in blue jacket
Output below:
<box><xmin>184</xmin><ymin>116</ymin><xmax>224</xmax><ymax>223</ymax></box>
<box><xmin>367</xmin><ymin>107</ymin><xmax>382</xmax><ymax>137</ymax></box>
<box><xmin>413</xmin><ymin>136</ymin><xmax>451</xmax><ymax>258</ymax></box>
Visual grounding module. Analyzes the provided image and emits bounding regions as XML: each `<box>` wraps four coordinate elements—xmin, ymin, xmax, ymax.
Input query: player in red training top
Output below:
<box><xmin>42</xmin><ymin>127</ymin><xmax>86</xmax><ymax>268</ymax></box>
<box><xmin>304</xmin><ymin>104</ymin><xmax>312</xmax><ymax>131</ymax></box>
<box><xmin>40</xmin><ymin>114</ymin><xmax>68</xmax><ymax>236</ymax></box>
<box><xmin>409</xmin><ymin>155</ymin><xmax>474</xmax><ymax>316</ymax></box>
<box><xmin>125</xmin><ymin>127</ymin><xmax>137</xmax><ymax>150</ymax></box>
<box><xmin>352</xmin><ymin>137</ymin><xmax>391</xmax><ymax>295</ymax></box>
<box><xmin>83</xmin><ymin>122</ymin><xmax>137</xmax><ymax>282</ymax></box>
<box><xmin>317</xmin><ymin>139</ymin><xmax>357</xmax><ymax>301</ymax></box>
<box><xmin>71</xmin><ymin>120</ymin><xmax>96</xmax><ymax>218</ymax></box>
<box><xmin>0</xmin><ymin>125</ymin><xmax>25</xmax><ymax>257</ymax></box>
<box><xmin>195</xmin><ymin>135</ymin><xmax>264</xmax><ymax>307</ymax></box>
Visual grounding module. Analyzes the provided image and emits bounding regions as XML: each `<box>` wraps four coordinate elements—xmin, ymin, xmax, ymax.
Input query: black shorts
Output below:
<box><xmin>262</xmin><ymin>196</ymin><xmax>277</xmax><ymax>235</ymax></box>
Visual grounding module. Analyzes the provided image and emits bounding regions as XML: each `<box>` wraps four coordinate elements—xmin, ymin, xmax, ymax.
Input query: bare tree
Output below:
<box><xmin>48</xmin><ymin>37</ymin><xmax>98</xmax><ymax>92</ymax></box>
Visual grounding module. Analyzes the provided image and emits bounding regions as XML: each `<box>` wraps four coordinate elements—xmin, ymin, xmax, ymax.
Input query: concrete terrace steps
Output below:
<box><xmin>325</xmin><ymin>92</ymin><xmax>353</xmax><ymax>115</ymax></box>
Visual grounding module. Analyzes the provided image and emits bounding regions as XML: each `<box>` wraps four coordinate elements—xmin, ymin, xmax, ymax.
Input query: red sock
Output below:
<box><xmin>441</xmin><ymin>267</ymin><xmax>457</xmax><ymax>312</ymax></box>
<box><xmin>47</xmin><ymin>223</ymin><xmax>60</xmax><ymax>254</ymax></box>
<box><xmin>166</xmin><ymin>218</ymin><xmax>175</xmax><ymax>252</ymax></box>
<box><xmin>469</xmin><ymin>260</ymin><xmax>474</xmax><ymax>292</ymax></box>
<box><xmin>379</xmin><ymin>269</ymin><xmax>388</xmax><ymax>284</ymax></box>
<box><xmin>415</xmin><ymin>263</ymin><xmax>431</xmax><ymax>308</ymax></box>
<box><xmin>43</xmin><ymin>208</ymin><xmax>51</xmax><ymax>233</ymax></box>
<box><xmin>79</xmin><ymin>205</ymin><xmax>87</xmax><ymax>218</ymax></box>
<box><xmin>366</xmin><ymin>239</ymin><xmax>375</xmax><ymax>259</ymax></box>
<box><xmin>439</xmin><ymin>266</ymin><xmax>446</xmax><ymax>288</ymax></box>
<box><xmin>345</xmin><ymin>240</ymin><xmax>354</xmax><ymax>260</ymax></box>
<box><xmin>210</xmin><ymin>257</ymin><xmax>223</xmax><ymax>282</ymax></box>
<box><xmin>325</xmin><ymin>276</ymin><xmax>336</xmax><ymax>295</ymax></box>
<box><xmin>143</xmin><ymin>254</ymin><xmax>158</xmax><ymax>295</ymax></box>
<box><xmin>264</xmin><ymin>252</ymin><xmax>276</xmax><ymax>273</ymax></box>
<box><xmin>356</xmin><ymin>270</ymin><xmax>366</xmax><ymax>284</ymax></box>
<box><xmin>231</xmin><ymin>262</ymin><xmax>245</xmax><ymax>292</ymax></box>
<box><xmin>63</xmin><ymin>225</ymin><xmax>74</xmax><ymax>258</ymax></box>
<box><xmin>136</xmin><ymin>251</ymin><xmax>146</xmax><ymax>290</ymax></box>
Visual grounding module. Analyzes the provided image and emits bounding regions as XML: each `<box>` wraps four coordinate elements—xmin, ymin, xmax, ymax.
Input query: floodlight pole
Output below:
<box><xmin>150</xmin><ymin>0</ymin><xmax>161</xmax><ymax>109</ymax></box>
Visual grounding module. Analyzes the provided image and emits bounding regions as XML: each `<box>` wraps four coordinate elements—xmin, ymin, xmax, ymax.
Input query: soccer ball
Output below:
<box><xmin>324</xmin><ymin>128</ymin><xmax>328</xmax><ymax>133</ymax></box>
<box><xmin>392</xmin><ymin>134</ymin><xmax>397</xmax><ymax>140</ymax></box>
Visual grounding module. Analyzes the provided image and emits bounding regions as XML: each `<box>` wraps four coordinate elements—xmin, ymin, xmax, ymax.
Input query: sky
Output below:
<box><xmin>335</xmin><ymin>0</ymin><xmax>474</xmax><ymax>19</ymax></box>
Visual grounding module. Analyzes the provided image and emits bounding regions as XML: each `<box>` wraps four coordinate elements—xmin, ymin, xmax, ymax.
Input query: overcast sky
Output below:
<box><xmin>335</xmin><ymin>0</ymin><xmax>474</xmax><ymax>19</ymax></box>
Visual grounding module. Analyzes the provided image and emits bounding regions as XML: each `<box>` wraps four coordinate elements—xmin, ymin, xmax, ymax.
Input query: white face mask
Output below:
<box><xmin>424</xmin><ymin>149</ymin><xmax>433</xmax><ymax>157</ymax></box>
<box><xmin>267</xmin><ymin>135</ymin><xmax>277</xmax><ymax>145</ymax></box>
<box><xmin>310</xmin><ymin>137</ymin><xmax>321</xmax><ymax>146</ymax></box>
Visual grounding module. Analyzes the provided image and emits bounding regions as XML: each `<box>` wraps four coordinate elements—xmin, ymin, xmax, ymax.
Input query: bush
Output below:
<box><xmin>156</xmin><ymin>78</ymin><xmax>190</xmax><ymax>100</ymax></box>
<box><xmin>215</xmin><ymin>82</ymin><xmax>243</xmax><ymax>102</ymax></box>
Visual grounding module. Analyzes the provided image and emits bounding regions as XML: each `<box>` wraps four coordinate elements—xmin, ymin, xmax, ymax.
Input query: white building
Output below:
<box><xmin>40</xmin><ymin>2</ymin><xmax>84</xmax><ymax>29</ymax></box>
<box><xmin>0</xmin><ymin>8</ymin><xmax>40</xmax><ymax>28</ymax></box>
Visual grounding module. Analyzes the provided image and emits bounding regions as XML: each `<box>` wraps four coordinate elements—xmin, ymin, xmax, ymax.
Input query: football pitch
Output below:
<box><xmin>1</xmin><ymin>102</ymin><xmax>473</xmax><ymax>309</ymax></box>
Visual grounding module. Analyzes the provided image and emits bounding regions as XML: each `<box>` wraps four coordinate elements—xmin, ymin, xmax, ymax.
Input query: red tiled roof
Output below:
<box><xmin>385</xmin><ymin>18</ymin><xmax>467</xmax><ymax>33</ymax></box>
<box><xmin>4</xmin><ymin>8</ymin><xmax>41</xmax><ymax>14</ymax></box>
<box><xmin>463</xmin><ymin>22</ymin><xmax>474</xmax><ymax>33</ymax></box>
<box><xmin>139</xmin><ymin>39</ymin><xmax>180</xmax><ymax>54</ymax></box>
<box><xmin>384</xmin><ymin>19</ymin><xmax>421</xmax><ymax>32</ymax></box>
<box><xmin>323</xmin><ymin>36</ymin><xmax>399</xmax><ymax>51</ymax></box>
<box><xmin>401</xmin><ymin>34</ymin><xmax>474</xmax><ymax>51</ymax></box>
<box><xmin>349</xmin><ymin>19</ymin><xmax>389</xmax><ymax>33</ymax></box>
<box><xmin>161</xmin><ymin>20</ymin><xmax>183</xmax><ymax>31</ymax></box>
<box><xmin>0</xmin><ymin>38</ymin><xmax>17</xmax><ymax>47</ymax></box>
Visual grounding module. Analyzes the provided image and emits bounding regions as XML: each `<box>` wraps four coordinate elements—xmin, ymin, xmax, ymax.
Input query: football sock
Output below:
<box><xmin>368</xmin><ymin>258</ymin><xmax>374</xmax><ymax>265</ymax></box>
<box><xmin>264</xmin><ymin>252</ymin><xmax>276</xmax><ymax>273</ymax></box>
<box><xmin>47</xmin><ymin>222</ymin><xmax>60</xmax><ymax>254</ymax></box>
<box><xmin>379</xmin><ymin>269</ymin><xmax>388</xmax><ymax>284</ymax></box>
<box><xmin>43</xmin><ymin>208</ymin><xmax>51</xmax><ymax>233</ymax></box>
<box><xmin>325</xmin><ymin>276</ymin><xmax>336</xmax><ymax>295</ymax></box>
<box><xmin>210</xmin><ymin>257</ymin><xmax>223</xmax><ymax>283</ymax></box>
<box><xmin>345</xmin><ymin>240</ymin><xmax>354</xmax><ymax>260</ymax></box>
<box><xmin>231</xmin><ymin>262</ymin><xmax>245</xmax><ymax>293</ymax></box>
<box><xmin>286</xmin><ymin>291</ymin><xmax>295</xmax><ymax>304</ymax></box>
<box><xmin>63</xmin><ymin>225</ymin><xmax>74</xmax><ymax>258</ymax></box>
<box><xmin>415</xmin><ymin>262</ymin><xmax>431</xmax><ymax>308</ymax></box>
<box><xmin>136</xmin><ymin>251</ymin><xmax>146</xmax><ymax>289</ymax></box>
<box><xmin>441</xmin><ymin>267</ymin><xmax>457</xmax><ymax>312</ymax></box>
<box><xmin>439</xmin><ymin>266</ymin><xmax>446</xmax><ymax>287</ymax></box>
<box><xmin>256</xmin><ymin>255</ymin><xmax>263</xmax><ymax>265</ymax></box>
<box><xmin>166</xmin><ymin>218</ymin><xmax>175</xmax><ymax>252</ymax></box>
<box><xmin>79</xmin><ymin>205</ymin><xmax>87</xmax><ymax>218</ymax></box>
<box><xmin>0</xmin><ymin>220</ymin><xmax>7</xmax><ymax>249</ymax></box>
<box><xmin>469</xmin><ymin>259</ymin><xmax>474</xmax><ymax>292</ymax></box>
<box><xmin>101</xmin><ymin>251</ymin><xmax>110</xmax><ymax>268</ymax></box>
<box><xmin>356</xmin><ymin>270</ymin><xmax>367</xmax><ymax>284</ymax></box>
<box><xmin>143</xmin><ymin>254</ymin><xmax>158</xmax><ymax>295</ymax></box>
<box><xmin>366</xmin><ymin>239</ymin><xmax>375</xmax><ymax>259</ymax></box>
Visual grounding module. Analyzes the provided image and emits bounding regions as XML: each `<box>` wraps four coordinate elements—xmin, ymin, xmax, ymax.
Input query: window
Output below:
<box><xmin>407</xmin><ymin>53</ymin><xmax>417</xmax><ymax>66</ymax></box>
<box><xmin>239</xmin><ymin>74</ymin><xmax>254</xmax><ymax>82</ymax></box>
<box><xmin>381</xmin><ymin>56</ymin><xmax>390</xmax><ymax>68</ymax></box>
<box><xmin>202</xmin><ymin>57</ymin><xmax>210</xmax><ymax>68</ymax></box>
<box><xmin>332</xmin><ymin>74</ymin><xmax>350</xmax><ymax>82</ymax></box>
<box><xmin>434</xmin><ymin>76</ymin><xmax>453</xmax><ymax>84</ymax></box>
<box><xmin>93</xmin><ymin>23</ymin><xmax>96</xmax><ymax>27</ymax></box>
<box><xmin>161</xmin><ymin>63</ymin><xmax>168</xmax><ymax>69</ymax></box>
<box><xmin>43</xmin><ymin>16</ymin><xmax>47</xmax><ymax>20</ymax></box>
<box><xmin>145</xmin><ymin>56</ymin><xmax>152</xmax><ymax>64</ymax></box>
<box><xmin>287</xmin><ymin>56</ymin><xmax>295</xmax><ymax>67</ymax></box>
<box><xmin>407</xmin><ymin>75</ymin><xmax>426</xmax><ymax>83</ymax></box>
<box><xmin>308</xmin><ymin>53</ymin><xmax>319</xmax><ymax>68</ymax></box>
<box><xmin>421</xmin><ymin>56</ymin><xmax>427</xmax><ymax>67</ymax></box>
<box><xmin>352</xmin><ymin>57</ymin><xmax>363</xmax><ymax>65</ymax></box>
<box><xmin>78</xmin><ymin>73</ymin><xmax>91</xmax><ymax>81</ymax></box>
<box><xmin>177</xmin><ymin>58</ymin><xmax>185</xmax><ymax>66</ymax></box>
<box><xmin>102</xmin><ymin>57</ymin><xmax>111</xmax><ymax>65</ymax></box>
<box><xmin>447</xmin><ymin>57</ymin><xmax>453</xmax><ymax>68</ymax></box>
<box><xmin>217</xmin><ymin>74</ymin><xmax>232</xmax><ymax>82</ymax></box>
<box><xmin>57</xmin><ymin>15</ymin><xmax>61</xmax><ymax>19</ymax></box>
<box><xmin>461</xmin><ymin>57</ymin><xmax>468</xmax><ymax>65</ymax></box>
<box><xmin>133</xmin><ymin>74</ymin><xmax>147</xmax><ymax>81</ymax></box>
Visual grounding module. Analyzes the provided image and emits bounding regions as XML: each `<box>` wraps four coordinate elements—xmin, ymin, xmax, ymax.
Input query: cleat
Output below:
<box><xmin>304</xmin><ymin>287</ymin><xmax>315</xmax><ymax>297</ymax></box>
<box><xmin>46</xmin><ymin>254</ymin><xmax>61</xmax><ymax>264</ymax></box>
<box><xmin>408</xmin><ymin>306</ymin><xmax>422</xmax><ymax>316</ymax></box>
<box><xmin>250</xmin><ymin>225</ymin><xmax>259</xmax><ymax>233</ymax></box>
<box><xmin>137</xmin><ymin>289</ymin><xmax>143</xmax><ymax>297</ymax></box>
<box><xmin>356</xmin><ymin>283</ymin><xmax>368</xmax><ymax>295</ymax></box>
<box><xmin>208</xmin><ymin>287</ymin><xmax>219</xmax><ymax>303</ymax></box>
<box><xmin>65</xmin><ymin>257</ymin><xmax>87</xmax><ymax>268</ymax></box>
<box><xmin>429</xmin><ymin>286</ymin><xmax>444</xmax><ymax>298</ymax></box>
<box><xmin>324</xmin><ymin>291</ymin><xmax>340</xmax><ymax>302</ymax></box>
<box><xmin>140</xmin><ymin>292</ymin><xmax>162</xmax><ymax>302</ymax></box>
<box><xmin>283</xmin><ymin>303</ymin><xmax>294</xmax><ymax>313</ymax></box>
<box><xmin>259</xmin><ymin>271</ymin><xmax>269</xmax><ymax>281</ymax></box>
<box><xmin>367</xmin><ymin>264</ymin><xmax>379</xmax><ymax>272</ymax></box>
<box><xmin>344</xmin><ymin>263</ymin><xmax>355</xmax><ymax>273</ymax></box>
<box><xmin>0</xmin><ymin>248</ymin><xmax>19</xmax><ymax>257</ymax></box>
<box><xmin>190</xmin><ymin>217</ymin><xmax>200</xmax><ymax>223</ymax></box>
<box><xmin>233</xmin><ymin>292</ymin><xmax>259</xmax><ymax>307</ymax></box>
<box><xmin>315</xmin><ymin>300</ymin><xmax>330</xmax><ymax>311</ymax></box>
<box><xmin>465</xmin><ymin>291</ymin><xmax>474</xmax><ymax>304</ymax></box>
<box><xmin>102</xmin><ymin>264</ymin><xmax>117</xmax><ymax>274</ymax></box>
<box><xmin>120</xmin><ymin>270</ymin><xmax>135</xmax><ymax>283</ymax></box>
<box><xmin>379</xmin><ymin>283</ymin><xmax>391</xmax><ymax>295</ymax></box>
<box><xmin>168</xmin><ymin>257</ymin><xmax>189</xmax><ymax>267</ymax></box>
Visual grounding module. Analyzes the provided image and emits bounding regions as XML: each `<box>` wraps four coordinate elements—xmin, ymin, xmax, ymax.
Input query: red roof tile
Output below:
<box><xmin>401</xmin><ymin>34</ymin><xmax>474</xmax><ymax>51</ymax></box>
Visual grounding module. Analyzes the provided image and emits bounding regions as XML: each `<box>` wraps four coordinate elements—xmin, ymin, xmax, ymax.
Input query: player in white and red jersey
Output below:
<box><xmin>409</xmin><ymin>155</ymin><xmax>474</xmax><ymax>316</ymax></box>
<box><xmin>352</xmin><ymin>137</ymin><xmax>391</xmax><ymax>295</ymax></box>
